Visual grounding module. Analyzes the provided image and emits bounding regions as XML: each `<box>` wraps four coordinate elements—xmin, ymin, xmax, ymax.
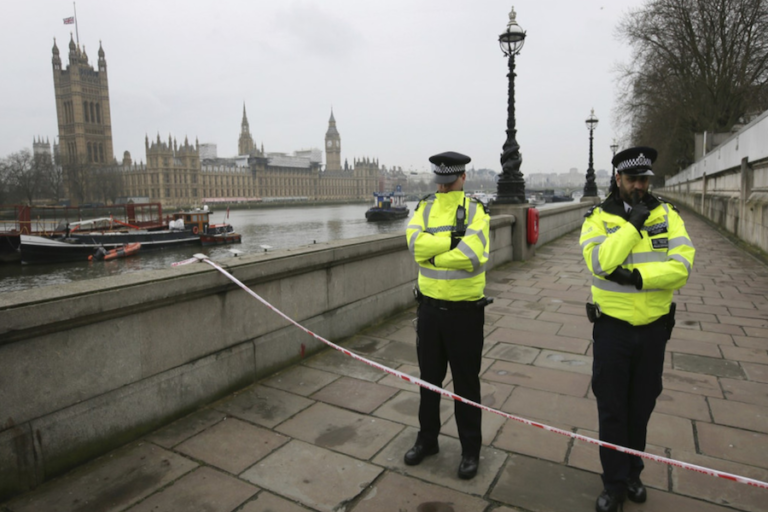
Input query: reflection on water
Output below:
<box><xmin>0</xmin><ymin>203</ymin><xmax>414</xmax><ymax>293</ymax></box>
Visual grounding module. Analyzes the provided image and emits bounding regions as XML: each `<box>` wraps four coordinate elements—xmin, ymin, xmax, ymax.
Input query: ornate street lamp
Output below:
<box><xmin>495</xmin><ymin>6</ymin><xmax>527</xmax><ymax>204</ymax></box>
<box><xmin>583</xmin><ymin>108</ymin><xmax>599</xmax><ymax>197</ymax></box>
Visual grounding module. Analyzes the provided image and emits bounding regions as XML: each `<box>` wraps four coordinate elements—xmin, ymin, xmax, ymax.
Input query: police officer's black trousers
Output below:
<box><xmin>592</xmin><ymin>315</ymin><xmax>668</xmax><ymax>495</ymax></box>
<box><xmin>416</xmin><ymin>301</ymin><xmax>484</xmax><ymax>457</ymax></box>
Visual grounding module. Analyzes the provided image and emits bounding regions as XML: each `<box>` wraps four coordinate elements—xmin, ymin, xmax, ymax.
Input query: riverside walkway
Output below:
<box><xmin>2</xmin><ymin>208</ymin><xmax>767</xmax><ymax>512</ymax></box>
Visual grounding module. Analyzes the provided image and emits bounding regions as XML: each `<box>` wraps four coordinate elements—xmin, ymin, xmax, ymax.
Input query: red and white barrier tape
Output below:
<box><xmin>175</xmin><ymin>254</ymin><xmax>768</xmax><ymax>490</ymax></box>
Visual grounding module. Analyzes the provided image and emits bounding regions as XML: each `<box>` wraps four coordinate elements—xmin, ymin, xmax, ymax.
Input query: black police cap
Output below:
<box><xmin>429</xmin><ymin>151</ymin><xmax>471</xmax><ymax>184</ymax></box>
<box><xmin>611</xmin><ymin>146</ymin><xmax>657</xmax><ymax>176</ymax></box>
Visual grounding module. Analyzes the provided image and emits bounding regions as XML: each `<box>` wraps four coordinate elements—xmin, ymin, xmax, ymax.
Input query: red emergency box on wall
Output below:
<box><xmin>527</xmin><ymin>207</ymin><xmax>539</xmax><ymax>245</ymax></box>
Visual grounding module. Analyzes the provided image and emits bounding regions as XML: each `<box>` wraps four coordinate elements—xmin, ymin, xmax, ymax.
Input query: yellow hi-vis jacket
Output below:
<box><xmin>406</xmin><ymin>190</ymin><xmax>490</xmax><ymax>302</ymax></box>
<box><xmin>580</xmin><ymin>193</ymin><xmax>695</xmax><ymax>326</ymax></box>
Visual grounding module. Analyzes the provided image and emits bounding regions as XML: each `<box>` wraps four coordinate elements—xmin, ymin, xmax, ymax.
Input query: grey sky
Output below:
<box><xmin>2</xmin><ymin>0</ymin><xmax>643</xmax><ymax>175</ymax></box>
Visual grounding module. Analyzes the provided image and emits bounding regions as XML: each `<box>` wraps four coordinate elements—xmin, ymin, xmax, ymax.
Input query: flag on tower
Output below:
<box><xmin>63</xmin><ymin>17</ymin><xmax>75</xmax><ymax>25</ymax></box>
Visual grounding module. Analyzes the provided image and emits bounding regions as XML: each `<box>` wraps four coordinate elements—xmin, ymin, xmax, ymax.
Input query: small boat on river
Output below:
<box><xmin>365</xmin><ymin>188</ymin><xmax>409</xmax><ymax>221</ymax></box>
<box><xmin>88</xmin><ymin>243</ymin><xmax>141</xmax><ymax>261</ymax></box>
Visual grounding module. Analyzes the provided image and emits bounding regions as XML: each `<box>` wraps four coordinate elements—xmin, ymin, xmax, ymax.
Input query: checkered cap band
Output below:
<box><xmin>431</xmin><ymin>163</ymin><xmax>465</xmax><ymax>175</ymax></box>
<box><xmin>616</xmin><ymin>153</ymin><xmax>653</xmax><ymax>172</ymax></box>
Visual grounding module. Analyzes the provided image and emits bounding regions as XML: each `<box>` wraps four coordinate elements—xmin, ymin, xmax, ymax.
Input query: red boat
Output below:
<box><xmin>88</xmin><ymin>242</ymin><xmax>141</xmax><ymax>261</ymax></box>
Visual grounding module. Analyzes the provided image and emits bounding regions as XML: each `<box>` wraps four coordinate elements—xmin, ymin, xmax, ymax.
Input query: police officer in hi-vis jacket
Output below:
<box><xmin>404</xmin><ymin>151</ymin><xmax>491</xmax><ymax>480</ymax></box>
<box><xmin>580</xmin><ymin>146</ymin><xmax>695</xmax><ymax>512</ymax></box>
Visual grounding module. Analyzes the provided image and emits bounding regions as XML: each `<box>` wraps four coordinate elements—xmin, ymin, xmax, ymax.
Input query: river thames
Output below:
<box><xmin>0</xmin><ymin>202</ymin><xmax>416</xmax><ymax>293</ymax></box>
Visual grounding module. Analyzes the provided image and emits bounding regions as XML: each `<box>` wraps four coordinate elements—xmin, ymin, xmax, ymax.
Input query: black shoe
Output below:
<box><xmin>457</xmin><ymin>455</ymin><xmax>479</xmax><ymax>480</ymax></box>
<box><xmin>595</xmin><ymin>489</ymin><xmax>624</xmax><ymax>512</ymax></box>
<box><xmin>626</xmin><ymin>478</ymin><xmax>647</xmax><ymax>503</ymax></box>
<box><xmin>404</xmin><ymin>440</ymin><xmax>439</xmax><ymax>466</ymax></box>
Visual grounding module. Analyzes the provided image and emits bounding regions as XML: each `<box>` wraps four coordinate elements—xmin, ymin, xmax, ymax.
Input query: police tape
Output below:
<box><xmin>175</xmin><ymin>254</ymin><xmax>768</xmax><ymax>491</ymax></box>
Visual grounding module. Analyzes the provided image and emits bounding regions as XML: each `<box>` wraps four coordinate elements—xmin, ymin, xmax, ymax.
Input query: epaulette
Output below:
<box><xmin>468</xmin><ymin>196</ymin><xmax>489</xmax><ymax>214</ymax></box>
<box><xmin>656</xmin><ymin>196</ymin><xmax>680</xmax><ymax>213</ymax></box>
<box><xmin>414</xmin><ymin>193</ymin><xmax>435</xmax><ymax>212</ymax></box>
<box><xmin>584</xmin><ymin>205</ymin><xmax>598</xmax><ymax>218</ymax></box>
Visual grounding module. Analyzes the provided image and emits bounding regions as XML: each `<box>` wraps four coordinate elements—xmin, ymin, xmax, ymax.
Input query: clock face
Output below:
<box><xmin>327</xmin><ymin>140</ymin><xmax>332</xmax><ymax>148</ymax></box>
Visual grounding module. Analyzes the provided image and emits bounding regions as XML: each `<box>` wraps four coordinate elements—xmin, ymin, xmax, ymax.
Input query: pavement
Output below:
<box><xmin>3</xmin><ymin>207</ymin><xmax>768</xmax><ymax>512</ymax></box>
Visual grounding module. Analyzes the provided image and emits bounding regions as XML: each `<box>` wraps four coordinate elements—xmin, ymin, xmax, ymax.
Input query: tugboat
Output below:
<box><xmin>173</xmin><ymin>206</ymin><xmax>242</xmax><ymax>246</ymax></box>
<box><xmin>365</xmin><ymin>186</ymin><xmax>409</xmax><ymax>221</ymax></box>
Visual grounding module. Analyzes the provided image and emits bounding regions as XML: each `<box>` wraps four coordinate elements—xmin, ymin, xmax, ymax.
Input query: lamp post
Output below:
<box><xmin>495</xmin><ymin>7</ymin><xmax>527</xmax><ymax>204</ymax></box>
<box><xmin>583</xmin><ymin>108</ymin><xmax>599</xmax><ymax>197</ymax></box>
<box><xmin>610</xmin><ymin>140</ymin><xmax>619</xmax><ymax>172</ymax></box>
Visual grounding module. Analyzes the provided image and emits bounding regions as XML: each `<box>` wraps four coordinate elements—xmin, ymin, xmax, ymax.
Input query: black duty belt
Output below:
<box><xmin>419</xmin><ymin>294</ymin><xmax>492</xmax><ymax>310</ymax></box>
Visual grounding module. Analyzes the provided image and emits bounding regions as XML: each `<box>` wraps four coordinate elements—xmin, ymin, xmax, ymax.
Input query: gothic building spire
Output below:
<box><xmin>238</xmin><ymin>103</ymin><xmax>255</xmax><ymax>155</ymax></box>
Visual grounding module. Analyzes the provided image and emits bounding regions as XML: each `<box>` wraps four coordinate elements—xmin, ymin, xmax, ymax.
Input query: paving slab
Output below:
<box><xmin>342</xmin><ymin>335</ymin><xmax>392</xmax><ymax>354</ymax></box>
<box><xmin>709</xmin><ymin>397</ymin><xmax>768</xmax><ymax>434</ymax></box>
<box><xmin>275</xmin><ymin>402</ymin><xmax>403</xmax><ymax>460</ymax></box>
<box><xmin>239</xmin><ymin>491</ymin><xmax>314</xmax><ymax>512</ymax></box>
<box><xmin>720</xmin><ymin>378</ymin><xmax>768</xmax><ymax>406</ymax></box>
<box><xmin>493</xmin><ymin>417</ymin><xmax>571</xmax><ymax>463</ymax></box>
<box><xmin>214</xmin><ymin>384</ymin><xmax>314</xmax><ymax>429</ymax></box>
<box><xmin>732</xmin><ymin>335</ymin><xmax>768</xmax><ymax>350</ymax></box>
<box><xmin>490</xmin><ymin>453</ymin><xmax>601</xmax><ymax>512</ymax></box>
<box><xmin>124</xmin><ymin>466</ymin><xmax>257</xmax><ymax>512</ymax></box>
<box><xmin>386</xmin><ymin>325</ymin><xmax>417</xmax><ymax>344</ymax></box>
<box><xmin>666</xmin><ymin>338</ymin><xmax>724</xmax><ymax>358</ymax></box>
<box><xmin>145</xmin><ymin>408</ymin><xmax>227</xmax><ymax>449</ymax></box>
<box><xmin>375</xmin><ymin>363</ymin><xmax>424</xmax><ymax>392</ymax></box>
<box><xmin>646</xmin><ymin>412</ymin><xmax>695</xmax><ymax>452</ymax></box>
<box><xmin>672</xmin><ymin>353</ymin><xmax>747</xmax><ymax>378</ymax></box>
<box><xmin>349</xmin><ymin>471</ymin><xmax>489</xmax><ymax>512</ymax></box>
<box><xmin>260</xmin><ymin>365</ymin><xmax>340</xmax><ymax>396</ymax></box>
<box><xmin>533</xmin><ymin>349</ymin><xmax>593</xmax><ymax>375</ymax></box>
<box><xmin>623</xmin><ymin>487</ymin><xmax>740</xmax><ymax>512</ymax></box>
<box><xmin>484</xmin><ymin>360</ymin><xmax>591</xmax><ymax>397</ymax></box>
<box><xmin>175</xmin><ymin>417</ymin><xmax>289</xmax><ymax>474</ymax></box>
<box><xmin>371</xmin><ymin>427</ymin><xmax>507</xmax><ymax>497</ymax></box>
<box><xmin>662</xmin><ymin>369</ymin><xmax>724</xmax><ymax>398</ymax></box>
<box><xmin>653</xmin><ymin>389</ymin><xmax>712</xmax><ymax>421</ymax></box>
<box><xmin>372</xmin><ymin>389</ymin><xmax>453</xmax><ymax>429</ymax></box>
<box><xmin>501</xmin><ymin>387</ymin><xmax>598</xmax><ymax>431</ymax></box>
<box><xmin>368</xmin><ymin>340</ymin><xmax>419</xmax><ymax>366</ymax></box>
<box><xmin>5</xmin><ymin>442</ymin><xmax>197</xmax><ymax>512</ymax></box>
<box><xmin>310</xmin><ymin>376</ymin><xmax>399</xmax><ymax>414</ymax></box>
<box><xmin>484</xmin><ymin>342</ymin><xmax>540</xmax><ymax>364</ymax></box>
<box><xmin>741</xmin><ymin>362</ymin><xmax>768</xmax><ymax>383</ymax></box>
<box><xmin>696</xmin><ymin>422</ymin><xmax>768</xmax><ymax>469</ymax></box>
<box><xmin>240</xmin><ymin>440</ymin><xmax>382</xmax><ymax>512</ymax></box>
<box><xmin>486</xmin><ymin>327</ymin><xmax>590</xmax><ymax>354</ymax></box>
<box><xmin>671</xmin><ymin>449</ymin><xmax>768</xmax><ymax>512</ymax></box>
<box><xmin>494</xmin><ymin>315</ymin><xmax>562</xmax><ymax>335</ymax></box>
<box><xmin>303</xmin><ymin>348</ymin><xmax>388</xmax><ymax>383</ymax></box>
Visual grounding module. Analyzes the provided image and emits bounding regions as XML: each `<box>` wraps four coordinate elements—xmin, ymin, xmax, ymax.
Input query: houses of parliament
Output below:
<box><xmin>51</xmin><ymin>36</ymin><xmax>405</xmax><ymax>207</ymax></box>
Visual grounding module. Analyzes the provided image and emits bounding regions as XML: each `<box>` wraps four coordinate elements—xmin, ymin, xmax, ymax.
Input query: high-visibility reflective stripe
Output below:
<box><xmin>592</xmin><ymin>277</ymin><xmax>661</xmax><ymax>293</ymax></box>
<box><xmin>622</xmin><ymin>252</ymin><xmax>668</xmax><ymax>265</ymax></box>
<box><xmin>591</xmin><ymin>246</ymin><xmax>608</xmax><ymax>276</ymax></box>
<box><xmin>464</xmin><ymin>228</ymin><xmax>487</xmax><ymax>248</ymax></box>
<box><xmin>581</xmin><ymin>235</ymin><xmax>606</xmax><ymax>249</ymax></box>
<box><xmin>408</xmin><ymin>230</ymin><xmax>419</xmax><ymax>254</ymax></box>
<box><xmin>467</xmin><ymin>201</ymin><xmax>477</xmax><ymax>226</ymax></box>
<box><xmin>668</xmin><ymin>236</ymin><xmax>693</xmax><ymax>250</ymax></box>
<box><xmin>670</xmin><ymin>253</ymin><xmax>692</xmax><ymax>273</ymax></box>
<box><xmin>458</xmin><ymin>242</ymin><xmax>480</xmax><ymax>271</ymax></box>
<box><xmin>420</xmin><ymin>265</ymin><xmax>486</xmax><ymax>280</ymax></box>
<box><xmin>422</xmin><ymin>201</ymin><xmax>433</xmax><ymax>227</ymax></box>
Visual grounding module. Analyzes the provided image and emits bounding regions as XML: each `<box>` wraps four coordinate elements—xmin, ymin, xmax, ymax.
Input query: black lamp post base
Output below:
<box><xmin>495</xmin><ymin>176</ymin><xmax>527</xmax><ymax>204</ymax></box>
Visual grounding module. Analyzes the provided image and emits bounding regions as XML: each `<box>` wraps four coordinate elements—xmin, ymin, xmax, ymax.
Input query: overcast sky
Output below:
<box><xmin>2</xmin><ymin>0</ymin><xmax>645</xmax><ymax>175</ymax></box>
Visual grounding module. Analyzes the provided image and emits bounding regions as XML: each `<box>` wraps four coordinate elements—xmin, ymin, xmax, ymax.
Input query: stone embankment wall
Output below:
<box><xmin>657</xmin><ymin>107</ymin><xmax>768</xmax><ymax>255</ymax></box>
<box><xmin>0</xmin><ymin>204</ymin><xmax>590</xmax><ymax>500</ymax></box>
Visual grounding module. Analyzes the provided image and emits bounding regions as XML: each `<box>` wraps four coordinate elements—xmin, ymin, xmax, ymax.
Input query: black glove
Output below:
<box><xmin>606</xmin><ymin>267</ymin><xmax>643</xmax><ymax>289</ymax></box>
<box><xmin>450</xmin><ymin>233</ymin><xmax>462</xmax><ymax>250</ymax></box>
<box><xmin>628</xmin><ymin>202</ymin><xmax>650</xmax><ymax>232</ymax></box>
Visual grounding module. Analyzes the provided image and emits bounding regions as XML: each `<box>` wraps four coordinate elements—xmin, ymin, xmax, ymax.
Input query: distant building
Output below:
<box><xmin>120</xmin><ymin>108</ymin><xmax>383</xmax><ymax>207</ymax></box>
<box><xmin>33</xmin><ymin>137</ymin><xmax>52</xmax><ymax>157</ymax></box>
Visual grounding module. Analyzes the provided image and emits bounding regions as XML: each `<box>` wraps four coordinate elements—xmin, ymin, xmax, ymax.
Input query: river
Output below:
<box><xmin>0</xmin><ymin>202</ymin><xmax>416</xmax><ymax>294</ymax></box>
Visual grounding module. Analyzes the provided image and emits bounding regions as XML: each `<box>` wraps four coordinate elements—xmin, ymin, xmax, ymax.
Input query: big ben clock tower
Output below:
<box><xmin>325</xmin><ymin>109</ymin><xmax>341</xmax><ymax>172</ymax></box>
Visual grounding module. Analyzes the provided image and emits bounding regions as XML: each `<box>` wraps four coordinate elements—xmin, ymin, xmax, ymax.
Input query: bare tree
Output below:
<box><xmin>615</xmin><ymin>0</ymin><xmax>768</xmax><ymax>176</ymax></box>
<box><xmin>3</xmin><ymin>150</ymin><xmax>40</xmax><ymax>204</ymax></box>
<box><xmin>63</xmin><ymin>156</ymin><xmax>92</xmax><ymax>205</ymax></box>
<box><xmin>91</xmin><ymin>165</ymin><xmax>124</xmax><ymax>205</ymax></box>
